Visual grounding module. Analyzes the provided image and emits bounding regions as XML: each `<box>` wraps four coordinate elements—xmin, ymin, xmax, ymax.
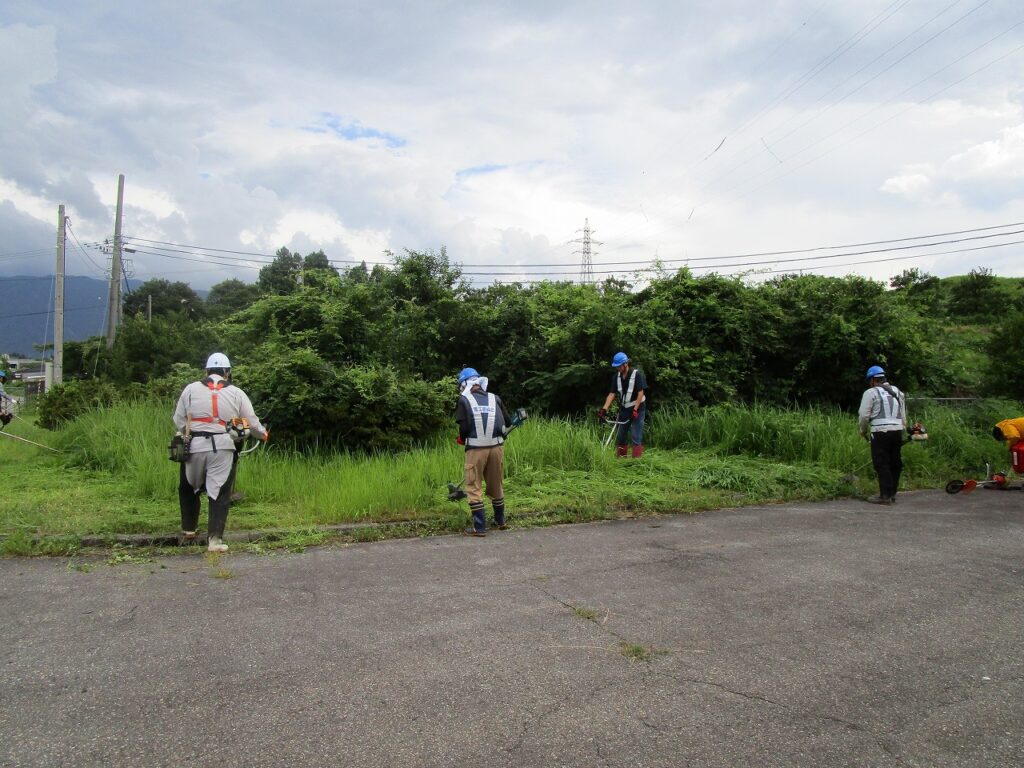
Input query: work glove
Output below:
<box><xmin>456</xmin><ymin>436</ymin><xmax>465</xmax><ymax>445</ymax></box>
<box><xmin>597</xmin><ymin>408</ymin><xmax>607</xmax><ymax>421</ymax></box>
<box><xmin>632</xmin><ymin>407</ymin><xmax>639</xmax><ymax>420</ymax></box>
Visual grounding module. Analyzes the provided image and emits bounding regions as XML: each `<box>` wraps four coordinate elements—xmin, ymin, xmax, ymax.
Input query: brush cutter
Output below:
<box><xmin>600</xmin><ymin>415</ymin><xmax>631</xmax><ymax>448</ymax></box>
<box><xmin>945</xmin><ymin>463</ymin><xmax>1023</xmax><ymax>494</ymax></box>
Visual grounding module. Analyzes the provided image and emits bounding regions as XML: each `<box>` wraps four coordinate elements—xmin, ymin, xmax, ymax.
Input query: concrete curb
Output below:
<box><xmin>2</xmin><ymin>518</ymin><xmax>435</xmax><ymax>551</ymax></box>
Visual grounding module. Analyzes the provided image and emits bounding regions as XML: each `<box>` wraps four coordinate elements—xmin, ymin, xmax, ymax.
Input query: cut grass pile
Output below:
<box><xmin>0</xmin><ymin>398</ymin><xmax>1013</xmax><ymax>552</ymax></box>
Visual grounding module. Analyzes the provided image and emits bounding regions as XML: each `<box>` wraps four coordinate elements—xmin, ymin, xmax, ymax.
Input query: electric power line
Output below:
<box><xmin>694</xmin><ymin>27</ymin><xmax>1024</xmax><ymax>214</ymax></box>
<box><xmin>65</xmin><ymin>221</ymin><xmax>108</xmax><ymax>277</ymax></box>
<box><xmin>0</xmin><ymin>304</ymin><xmax>107</xmax><ymax>321</ymax></box>
<box><xmin>118</xmin><ymin>220</ymin><xmax>1024</xmax><ymax>273</ymax></box>
<box><xmin>696</xmin><ymin>0</ymin><xmax>985</xmax><ymax>199</ymax></box>
<box><xmin>453</xmin><ymin>233</ymin><xmax>1024</xmax><ymax>277</ymax></box>
<box><xmin>703</xmin><ymin>0</ymin><xmax>913</xmax><ymax>161</ymax></box>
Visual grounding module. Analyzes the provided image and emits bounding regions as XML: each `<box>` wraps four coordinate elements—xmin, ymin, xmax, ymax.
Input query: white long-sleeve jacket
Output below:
<box><xmin>172</xmin><ymin>374</ymin><xmax>267</xmax><ymax>453</ymax></box>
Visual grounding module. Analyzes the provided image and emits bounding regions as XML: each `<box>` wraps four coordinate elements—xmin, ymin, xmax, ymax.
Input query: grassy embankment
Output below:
<box><xmin>0</xmin><ymin>398</ymin><xmax>1013</xmax><ymax>554</ymax></box>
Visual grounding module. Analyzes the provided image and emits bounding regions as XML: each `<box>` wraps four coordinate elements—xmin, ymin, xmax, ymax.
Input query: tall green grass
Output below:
<box><xmin>647</xmin><ymin>401</ymin><xmax>1010</xmax><ymax>478</ymax></box>
<box><xmin>0</xmin><ymin>397</ymin><xmax>1013</xmax><ymax>538</ymax></box>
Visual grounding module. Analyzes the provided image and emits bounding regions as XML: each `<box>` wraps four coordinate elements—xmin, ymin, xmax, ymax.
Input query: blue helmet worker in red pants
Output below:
<box><xmin>597</xmin><ymin>352</ymin><xmax>647</xmax><ymax>458</ymax></box>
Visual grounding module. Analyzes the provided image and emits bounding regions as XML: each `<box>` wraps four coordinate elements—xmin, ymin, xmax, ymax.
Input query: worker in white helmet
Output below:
<box><xmin>172</xmin><ymin>353</ymin><xmax>268</xmax><ymax>552</ymax></box>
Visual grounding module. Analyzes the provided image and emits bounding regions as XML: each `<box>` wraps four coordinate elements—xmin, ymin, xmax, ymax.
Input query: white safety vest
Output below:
<box><xmin>463</xmin><ymin>392</ymin><xmax>504</xmax><ymax>448</ymax></box>
<box><xmin>616</xmin><ymin>369</ymin><xmax>639</xmax><ymax>407</ymax></box>
<box><xmin>868</xmin><ymin>385</ymin><xmax>905</xmax><ymax>432</ymax></box>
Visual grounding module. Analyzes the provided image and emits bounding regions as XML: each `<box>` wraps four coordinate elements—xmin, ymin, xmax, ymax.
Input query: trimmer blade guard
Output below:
<box><xmin>446</xmin><ymin>482</ymin><xmax>467</xmax><ymax>502</ymax></box>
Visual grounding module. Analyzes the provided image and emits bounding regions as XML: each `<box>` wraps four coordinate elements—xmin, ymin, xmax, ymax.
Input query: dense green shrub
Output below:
<box><xmin>36</xmin><ymin>379</ymin><xmax>118</xmax><ymax>430</ymax></box>
<box><xmin>984</xmin><ymin>309</ymin><xmax>1024</xmax><ymax>400</ymax></box>
<box><xmin>233</xmin><ymin>345</ymin><xmax>452</xmax><ymax>449</ymax></box>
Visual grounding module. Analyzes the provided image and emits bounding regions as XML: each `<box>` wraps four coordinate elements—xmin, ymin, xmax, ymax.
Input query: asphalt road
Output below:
<box><xmin>2</xmin><ymin>489</ymin><xmax>1023</xmax><ymax>767</ymax></box>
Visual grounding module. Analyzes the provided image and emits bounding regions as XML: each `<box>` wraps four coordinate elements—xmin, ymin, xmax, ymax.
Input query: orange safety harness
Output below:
<box><xmin>191</xmin><ymin>379</ymin><xmax>228</xmax><ymax>427</ymax></box>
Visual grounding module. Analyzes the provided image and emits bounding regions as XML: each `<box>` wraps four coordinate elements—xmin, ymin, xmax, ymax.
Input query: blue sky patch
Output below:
<box><xmin>303</xmin><ymin>113</ymin><xmax>406</xmax><ymax>148</ymax></box>
<box><xmin>456</xmin><ymin>163</ymin><xmax>507</xmax><ymax>179</ymax></box>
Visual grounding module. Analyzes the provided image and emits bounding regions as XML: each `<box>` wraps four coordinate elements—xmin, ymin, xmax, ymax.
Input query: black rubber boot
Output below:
<box><xmin>207</xmin><ymin>471</ymin><xmax>234</xmax><ymax>540</ymax></box>
<box><xmin>464</xmin><ymin>501</ymin><xmax>487</xmax><ymax>536</ymax></box>
<box><xmin>492</xmin><ymin>497</ymin><xmax>507</xmax><ymax>530</ymax></box>
<box><xmin>179</xmin><ymin>463</ymin><xmax>201</xmax><ymax>534</ymax></box>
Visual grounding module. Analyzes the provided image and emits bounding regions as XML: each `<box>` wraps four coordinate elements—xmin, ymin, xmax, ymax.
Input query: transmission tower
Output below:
<box><xmin>571</xmin><ymin>218</ymin><xmax>603</xmax><ymax>284</ymax></box>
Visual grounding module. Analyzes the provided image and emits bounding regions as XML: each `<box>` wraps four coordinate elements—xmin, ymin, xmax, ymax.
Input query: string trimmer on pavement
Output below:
<box><xmin>945</xmin><ymin>464</ymin><xmax>1024</xmax><ymax>494</ymax></box>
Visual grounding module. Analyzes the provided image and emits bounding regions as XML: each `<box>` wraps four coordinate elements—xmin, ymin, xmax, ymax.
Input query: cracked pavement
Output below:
<box><xmin>2</xmin><ymin>489</ymin><xmax>1023</xmax><ymax>767</ymax></box>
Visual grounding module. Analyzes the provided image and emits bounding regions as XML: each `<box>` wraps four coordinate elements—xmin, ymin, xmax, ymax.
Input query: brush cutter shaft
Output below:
<box><xmin>0</xmin><ymin>429</ymin><xmax>62</xmax><ymax>453</ymax></box>
<box><xmin>602</xmin><ymin>418</ymin><xmax>630</xmax><ymax>447</ymax></box>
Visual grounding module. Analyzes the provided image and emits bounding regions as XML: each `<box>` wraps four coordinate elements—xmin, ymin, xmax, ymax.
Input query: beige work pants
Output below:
<box><xmin>463</xmin><ymin>445</ymin><xmax>504</xmax><ymax>503</ymax></box>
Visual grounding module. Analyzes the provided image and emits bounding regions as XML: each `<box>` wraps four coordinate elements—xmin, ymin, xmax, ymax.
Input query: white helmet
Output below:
<box><xmin>205</xmin><ymin>352</ymin><xmax>231</xmax><ymax>370</ymax></box>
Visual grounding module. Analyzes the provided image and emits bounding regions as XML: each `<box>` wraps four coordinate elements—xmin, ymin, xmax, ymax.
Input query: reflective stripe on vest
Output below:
<box><xmin>464</xmin><ymin>392</ymin><xmax>503</xmax><ymax>448</ymax></box>
<box><xmin>191</xmin><ymin>380</ymin><xmax>227</xmax><ymax>427</ymax></box>
<box><xmin>616</xmin><ymin>369</ymin><xmax>638</xmax><ymax>407</ymax></box>
<box><xmin>869</xmin><ymin>385</ymin><xmax>903</xmax><ymax>431</ymax></box>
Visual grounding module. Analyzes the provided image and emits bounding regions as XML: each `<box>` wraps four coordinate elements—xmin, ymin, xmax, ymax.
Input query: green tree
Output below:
<box><xmin>302</xmin><ymin>249</ymin><xmax>337</xmax><ymax>274</ymax></box>
<box><xmin>947</xmin><ymin>268</ymin><xmax>1009</xmax><ymax>322</ymax></box>
<box><xmin>755</xmin><ymin>274</ymin><xmax>933</xmax><ymax>407</ymax></box>
<box><xmin>890</xmin><ymin>268</ymin><xmax>943</xmax><ymax>318</ymax></box>
<box><xmin>109</xmin><ymin>315</ymin><xmax>218</xmax><ymax>383</ymax></box>
<box><xmin>984</xmin><ymin>308</ymin><xmax>1024</xmax><ymax>399</ymax></box>
<box><xmin>206</xmin><ymin>279</ymin><xmax>262</xmax><ymax>319</ymax></box>
<box><xmin>123</xmin><ymin>279</ymin><xmax>203</xmax><ymax>320</ymax></box>
<box><xmin>257</xmin><ymin>248</ymin><xmax>303</xmax><ymax>295</ymax></box>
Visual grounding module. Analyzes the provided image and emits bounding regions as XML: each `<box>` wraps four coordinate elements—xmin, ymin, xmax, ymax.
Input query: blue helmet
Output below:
<box><xmin>611</xmin><ymin>352</ymin><xmax>630</xmax><ymax>368</ymax></box>
<box><xmin>865</xmin><ymin>365</ymin><xmax>885</xmax><ymax>379</ymax></box>
<box><xmin>458</xmin><ymin>367</ymin><xmax>480</xmax><ymax>385</ymax></box>
<box><xmin>0</xmin><ymin>371</ymin><xmax>5</xmax><ymax>379</ymax></box>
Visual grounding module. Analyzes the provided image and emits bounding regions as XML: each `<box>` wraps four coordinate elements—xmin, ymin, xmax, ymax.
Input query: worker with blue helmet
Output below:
<box><xmin>597</xmin><ymin>352</ymin><xmax>648</xmax><ymax>457</ymax></box>
<box><xmin>455</xmin><ymin>366</ymin><xmax>512</xmax><ymax>536</ymax></box>
<box><xmin>0</xmin><ymin>370</ymin><xmax>13</xmax><ymax>425</ymax></box>
<box><xmin>857</xmin><ymin>364</ymin><xmax>907</xmax><ymax>505</ymax></box>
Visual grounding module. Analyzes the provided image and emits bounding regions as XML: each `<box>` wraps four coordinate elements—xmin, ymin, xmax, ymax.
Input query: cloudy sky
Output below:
<box><xmin>1</xmin><ymin>0</ymin><xmax>1022</xmax><ymax>289</ymax></box>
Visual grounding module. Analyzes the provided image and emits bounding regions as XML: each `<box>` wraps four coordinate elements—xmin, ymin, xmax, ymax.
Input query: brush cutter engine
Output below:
<box><xmin>907</xmin><ymin>422</ymin><xmax>928</xmax><ymax>442</ymax></box>
<box><xmin>228</xmin><ymin>417</ymin><xmax>251</xmax><ymax>442</ymax></box>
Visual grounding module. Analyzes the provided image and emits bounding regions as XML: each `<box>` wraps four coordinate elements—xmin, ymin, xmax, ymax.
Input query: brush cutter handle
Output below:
<box><xmin>238</xmin><ymin>438</ymin><xmax>264</xmax><ymax>456</ymax></box>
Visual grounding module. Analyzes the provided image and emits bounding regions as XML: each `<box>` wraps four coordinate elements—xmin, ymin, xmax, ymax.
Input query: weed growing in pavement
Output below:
<box><xmin>106</xmin><ymin>548</ymin><xmax>155</xmax><ymax>566</ymax></box>
<box><xmin>618</xmin><ymin>642</ymin><xmax>668</xmax><ymax>663</ymax></box>
<box><xmin>574</xmin><ymin>607</ymin><xmax>598</xmax><ymax>620</ymax></box>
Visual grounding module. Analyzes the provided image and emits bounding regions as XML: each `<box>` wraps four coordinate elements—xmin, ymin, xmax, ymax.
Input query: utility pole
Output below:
<box><xmin>147</xmin><ymin>294</ymin><xmax>152</xmax><ymax>322</ymax></box>
<box><xmin>105</xmin><ymin>174</ymin><xmax>125</xmax><ymax>348</ymax></box>
<box><xmin>54</xmin><ymin>204</ymin><xmax>66</xmax><ymax>384</ymax></box>
<box><xmin>571</xmin><ymin>218</ymin><xmax>603</xmax><ymax>285</ymax></box>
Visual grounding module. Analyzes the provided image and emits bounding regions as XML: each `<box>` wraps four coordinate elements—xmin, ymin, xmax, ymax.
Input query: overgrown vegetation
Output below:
<box><xmin>45</xmin><ymin>252</ymin><xmax>1024</xmax><ymax>449</ymax></box>
<box><xmin>7</xmin><ymin>250</ymin><xmax>1021</xmax><ymax>554</ymax></box>
<box><xmin>0</xmin><ymin>399</ymin><xmax>1011</xmax><ymax>552</ymax></box>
